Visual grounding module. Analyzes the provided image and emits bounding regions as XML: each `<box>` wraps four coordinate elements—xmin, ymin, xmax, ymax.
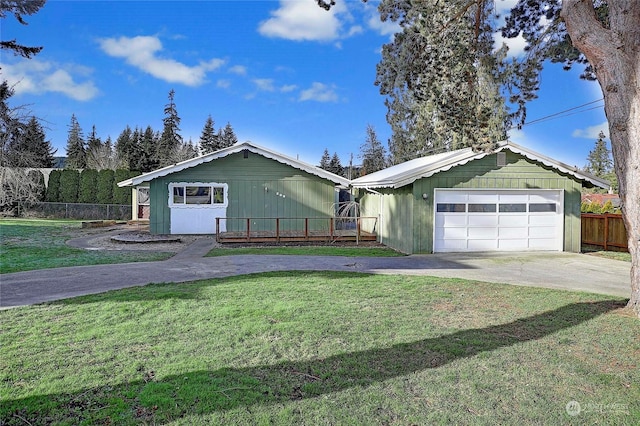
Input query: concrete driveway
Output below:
<box><xmin>0</xmin><ymin>239</ymin><xmax>631</xmax><ymax>308</ymax></box>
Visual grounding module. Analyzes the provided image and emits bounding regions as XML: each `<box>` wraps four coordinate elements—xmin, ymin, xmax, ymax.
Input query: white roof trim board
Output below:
<box><xmin>119</xmin><ymin>140</ymin><xmax>609</xmax><ymax>190</ymax></box>
<box><xmin>118</xmin><ymin>141</ymin><xmax>350</xmax><ymax>187</ymax></box>
<box><xmin>351</xmin><ymin>140</ymin><xmax>610</xmax><ymax>189</ymax></box>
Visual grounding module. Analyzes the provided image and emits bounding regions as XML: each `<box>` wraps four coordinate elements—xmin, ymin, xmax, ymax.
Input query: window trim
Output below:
<box><xmin>168</xmin><ymin>182</ymin><xmax>228</xmax><ymax>208</ymax></box>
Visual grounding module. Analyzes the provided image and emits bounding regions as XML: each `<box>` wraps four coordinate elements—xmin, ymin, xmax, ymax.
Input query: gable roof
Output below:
<box><xmin>118</xmin><ymin>141</ymin><xmax>350</xmax><ymax>187</ymax></box>
<box><xmin>351</xmin><ymin>140</ymin><xmax>610</xmax><ymax>190</ymax></box>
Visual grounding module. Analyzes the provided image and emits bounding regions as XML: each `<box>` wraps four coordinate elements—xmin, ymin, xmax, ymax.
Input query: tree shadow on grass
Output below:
<box><xmin>2</xmin><ymin>299</ymin><xmax>626</xmax><ymax>424</ymax></box>
<box><xmin>51</xmin><ymin>271</ymin><xmax>402</xmax><ymax>306</ymax></box>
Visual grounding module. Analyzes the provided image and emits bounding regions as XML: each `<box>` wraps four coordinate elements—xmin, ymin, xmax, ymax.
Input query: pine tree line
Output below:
<box><xmin>319</xmin><ymin>124</ymin><xmax>388</xmax><ymax>179</ymax></box>
<box><xmin>63</xmin><ymin>90</ymin><xmax>240</xmax><ymax>174</ymax></box>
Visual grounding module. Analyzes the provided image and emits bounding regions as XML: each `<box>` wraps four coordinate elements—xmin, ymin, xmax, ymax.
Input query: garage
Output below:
<box><xmin>434</xmin><ymin>189</ymin><xmax>564</xmax><ymax>252</ymax></box>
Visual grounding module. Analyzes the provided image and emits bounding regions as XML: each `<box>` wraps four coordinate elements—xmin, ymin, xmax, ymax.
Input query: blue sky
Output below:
<box><xmin>2</xmin><ymin>0</ymin><xmax>608</xmax><ymax>169</ymax></box>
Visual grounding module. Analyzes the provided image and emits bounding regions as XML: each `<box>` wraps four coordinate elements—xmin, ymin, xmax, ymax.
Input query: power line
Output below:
<box><xmin>513</xmin><ymin>98</ymin><xmax>604</xmax><ymax>129</ymax></box>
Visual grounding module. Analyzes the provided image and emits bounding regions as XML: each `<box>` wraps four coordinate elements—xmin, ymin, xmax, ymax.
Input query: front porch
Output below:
<box><xmin>215</xmin><ymin>217</ymin><xmax>378</xmax><ymax>244</ymax></box>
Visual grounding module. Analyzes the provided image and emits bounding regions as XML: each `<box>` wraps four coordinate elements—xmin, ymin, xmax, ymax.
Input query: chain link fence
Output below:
<box><xmin>23</xmin><ymin>202</ymin><xmax>132</xmax><ymax>221</ymax></box>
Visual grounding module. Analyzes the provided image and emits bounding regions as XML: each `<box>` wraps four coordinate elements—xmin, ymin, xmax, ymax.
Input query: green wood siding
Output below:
<box><xmin>149</xmin><ymin>152</ymin><xmax>337</xmax><ymax>234</ymax></box>
<box><xmin>363</xmin><ymin>151</ymin><xmax>584</xmax><ymax>254</ymax></box>
<box><xmin>359</xmin><ymin>187</ymin><xmax>414</xmax><ymax>254</ymax></box>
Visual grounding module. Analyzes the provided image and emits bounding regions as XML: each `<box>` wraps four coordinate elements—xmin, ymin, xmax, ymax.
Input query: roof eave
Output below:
<box><xmin>498</xmin><ymin>141</ymin><xmax>610</xmax><ymax>189</ymax></box>
<box><xmin>117</xmin><ymin>141</ymin><xmax>350</xmax><ymax>188</ymax></box>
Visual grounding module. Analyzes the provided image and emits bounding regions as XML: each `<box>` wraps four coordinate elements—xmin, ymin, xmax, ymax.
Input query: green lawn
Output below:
<box><xmin>1</xmin><ymin>272</ymin><xmax>637</xmax><ymax>425</ymax></box>
<box><xmin>0</xmin><ymin>219</ymin><xmax>172</xmax><ymax>274</ymax></box>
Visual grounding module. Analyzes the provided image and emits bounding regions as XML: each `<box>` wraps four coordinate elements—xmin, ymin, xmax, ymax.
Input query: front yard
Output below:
<box><xmin>1</xmin><ymin>272</ymin><xmax>638</xmax><ymax>425</ymax></box>
<box><xmin>0</xmin><ymin>219</ymin><xmax>172</xmax><ymax>273</ymax></box>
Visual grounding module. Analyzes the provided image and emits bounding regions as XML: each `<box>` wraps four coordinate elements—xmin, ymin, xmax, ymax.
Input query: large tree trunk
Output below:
<box><xmin>561</xmin><ymin>0</ymin><xmax>640</xmax><ymax>316</ymax></box>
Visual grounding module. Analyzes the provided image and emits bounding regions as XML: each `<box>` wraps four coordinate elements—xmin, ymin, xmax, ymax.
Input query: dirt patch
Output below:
<box><xmin>67</xmin><ymin>225</ymin><xmax>204</xmax><ymax>253</ymax></box>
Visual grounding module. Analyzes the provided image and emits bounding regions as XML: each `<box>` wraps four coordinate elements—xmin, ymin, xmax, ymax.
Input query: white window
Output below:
<box><xmin>169</xmin><ymin>182</ymin><xmax>228</xmax><ymax>208</ymax></box>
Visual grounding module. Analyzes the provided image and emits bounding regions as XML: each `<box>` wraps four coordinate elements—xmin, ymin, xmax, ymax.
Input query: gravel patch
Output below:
<box><xmin>67</xmin><ymin>225</ymin><xmax>213</xmax><ymax>253</ymax></box>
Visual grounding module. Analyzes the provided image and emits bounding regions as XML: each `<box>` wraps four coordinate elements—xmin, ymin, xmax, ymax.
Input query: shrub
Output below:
<box><xmin>601</xmin><ymin>200</ymin><xmax>616</xmax><ymax>214</ymax></box>
<box><xmin>97</xmin><ymin>169</ymin><xmax>115</xmax><ymax>204</ymax></box>
<box><xmin>113</xmin><ymin>169</ymin><xmax>137</xmax><ymax>205</ymax></box>
<box><xmin>59</xmin><ymin>169</ymin><xmax>80</xmax><ymax>203</ymax></box>
<box><xmin>46</xmin><ymin>170</ymin><xmax>61</xmax><ymax>202</ymax></box>
<box><xmin>79</xmin><ymin>169</ymin><xmax>98</xmax><ymax>203</ymax></box>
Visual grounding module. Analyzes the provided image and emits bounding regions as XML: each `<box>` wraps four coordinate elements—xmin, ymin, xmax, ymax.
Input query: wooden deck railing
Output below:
<box><xmin>215</xmin><ymin>216</ymin><xmax>378</xmax><ymax>243</ymax></box>
<box><xmin>581</xmin><ymin>213</ymin><xmax>628</xmax><ymax>251</ymax></box>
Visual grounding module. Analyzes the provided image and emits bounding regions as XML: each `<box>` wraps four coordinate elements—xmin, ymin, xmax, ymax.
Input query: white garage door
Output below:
<box><xmin>434</xmin><ymin>189</ymin><xmax>563</xmax><ymax>252</ymax></box>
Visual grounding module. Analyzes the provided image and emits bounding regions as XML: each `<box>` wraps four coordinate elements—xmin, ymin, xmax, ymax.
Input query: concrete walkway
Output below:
<box><xmin>0</xmin><ymin>238</ymin><xmax>631</xmax><ymax>308</ymax></box>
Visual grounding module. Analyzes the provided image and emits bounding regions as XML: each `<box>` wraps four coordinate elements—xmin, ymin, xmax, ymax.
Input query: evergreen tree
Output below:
<box><xmin>115</xmin><ymin>126</ymin><xmax>136</xmax><ymax>170</ymax></box>
<box><xmin>78</xmin><ymin>169</ymin><xmax>98</xmax><ymax>203</ymax></box>
<box><xmin>59</xmin><ymin>169</ymin><xmax>79</xmax><ymax>203</ymax></box>
<box><xmin>359</xmin><ymin>124</ymin><xmax>387</xmax><ymax>176</ymax></box>
<box><xmin>585</xmin><ymin>131</ymin><xmax>613</xmax><ymax>178</ymax></box>
<box><xmin>46</xmin><ymin>169</ymin><xmax>61</xmax><ymax>202</ymax></box>
<box><xmin>137</xmin><ymin>126</ymin><xmax>159</xmax><ymax>173</ymax></box>
<box><xmin>113</xmin><ymin>169</ymin><xmax>135</xmax><ymax>204</ymax></box>
<box><xmin>0</xmin><ymin>0</ymin><xmax>45</xmax><ymax>60</ymax></box>
<box><xmin>328</xmin><ymin>152</ymin><xmax>344</xmax><ymax>177</ymax></box>
<box><xmin>96</xmin><ymin>169</ymin><xmax>114</xmax><ymax>204</ymax></box>
<box><xmin>172</xmin><ymin>139</ymin><xmax>199</xmax><ymax>163</ymax></box>
<box><xmin>86</xmin><ymin>125</ymin><xmax>102</xmax><ymax>153</ymax></box>
<box><xmin>218</xmin><ymin>122</ymin><xmax>238</xmax><ymax>148</ymax></box>
<box><xmin>28</xmin><ymin>117</ymin><xmax>56</xmax><ymax>168</ymax></box>
<box><xmin>156</xmin><ymin>89</ymin><xmax>182</xmax><ymax>167</ymax></box>
<box><xmin>199</xmin><ymin>115</ymin><xmax>219</xmax><ymax>154</ymax></box>
<box><xmin>375</xmin><ymin>0</ymin><xmax>508</xmax><ymax>163</ymax></box>
<box><xmin>5</xmin><ymin>116</ymin><xmax>55</xmax><ymax>167</ymax></box>
<box><xmin>65</xmin><ymin>114</ymin><xmax>86</xmax><ymax>168</ymax></box>
<box><xmin>319</xmin><ymin>148</ymin><xmax>331</xmax><ymax>170</ymax></box>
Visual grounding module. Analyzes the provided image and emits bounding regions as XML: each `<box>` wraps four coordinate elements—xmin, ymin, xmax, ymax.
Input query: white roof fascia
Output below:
<box><xmin>351</xmin><ymin>141</ymin><xmax>610</xmax><ymax>190</ymax></box>
<box><xmin>497</xmin><ymin>141</ymin><xmax>610</xmax><ymax>189</ymax></box>
<box><xmin>118</xmin><ymin>141</ymin><xmax>350</xmax><ymax>187</ymax></box>
<box><xmin>351</xmin><ymin>148</ymin><xmax>478</xmax><ymax>189</ymax></box>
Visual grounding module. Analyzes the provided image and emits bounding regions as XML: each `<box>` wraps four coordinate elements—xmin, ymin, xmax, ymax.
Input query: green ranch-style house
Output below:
<box><xmin>117</xmin><ymin>142</ymin><xmax>350</xmax><ymax>237</ymax></box>
<box><xmin>118</xmin><ymin>140</ymin><xmax>608</xmax><ymax>254</ymax></box>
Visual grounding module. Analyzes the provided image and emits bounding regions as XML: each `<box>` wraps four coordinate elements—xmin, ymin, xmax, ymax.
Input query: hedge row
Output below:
<box><xmin>46</xmin><ymin>169</ymin><xmax>138</xmax><ymax>205</ymax></box>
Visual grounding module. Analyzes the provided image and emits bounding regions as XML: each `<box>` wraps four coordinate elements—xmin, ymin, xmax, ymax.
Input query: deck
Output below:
<box><xmin>215</xmin><ymin>217</ymin><xmax>378</xmax><ymax>244</ymax></box>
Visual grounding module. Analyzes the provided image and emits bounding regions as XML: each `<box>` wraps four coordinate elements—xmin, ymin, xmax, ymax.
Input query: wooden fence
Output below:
<box><xmin>581</xmin><ymin>213</ymin><xmax>628</xmax><ymax>251</ymax></box>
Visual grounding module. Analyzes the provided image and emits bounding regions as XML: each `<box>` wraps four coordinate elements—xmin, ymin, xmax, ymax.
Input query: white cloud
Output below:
<box><xmin>367</xmin><ymin>14</ymin><xmax>400</xmax><ymax>37</ymax></box>
<box><xmin>299</xmin><ymin>82</ymin><xmax>338</xmax><ymax>102</ymax></box>
<box><xmin>98</xmin><ymin>35</ymin><xmax>225</xmax><ymax>86</ymax></box>
<box><xmin>1</xmin><ymin>60</ymin><xmax>98</xmax><ymax>101</ymax></box>
<box><xmin>495</xmin><ymin>0</ymin><xmax>519</xmax><ymax>15</ymax></box>
<box><xmin>253</xmin><ymin>78</ymin><xmax>276</xmax><ymax>92</ymax></box>
<box><xmin>258</xmin><ymin>0</ymin><xmax>348</xmax><ymax>42</ymax></box>
<box><xmin>347</xmin><ymin>25</ymin><xmax>364</xmax><ymax>37</ymax></box>
<box><xmin>217</xmin><ymin>79</ymin><xmax>231</xmax><ymax>88</ymax></box>
<box><xmin>229</xmin><ymin>65</ymin><xmax>247</xmax><ymax>75</ymax></box>
<box><xmin>572</xmin><ymin>121</ymin><xmax>609</xmax><ymax>139</ymax></box>
<box><xmin>280</xmin><ymin>84</ymin><xmax>297</xmax><ymax>93</ymax></box>
<box><xmin>494</xmin><ymin>31</ymin><xmax>528</xmax><ymax>57</ymax></box>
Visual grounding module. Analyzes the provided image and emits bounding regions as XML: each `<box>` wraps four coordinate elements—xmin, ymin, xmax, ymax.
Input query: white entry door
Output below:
<box><xmin>434</xmin><ymin>189</ymin><xmax>563</xmax><ymax>252</ymax></box>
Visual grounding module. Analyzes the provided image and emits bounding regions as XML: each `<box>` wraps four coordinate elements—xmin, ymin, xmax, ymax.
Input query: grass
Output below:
<box><xmin>206</xmin><ymin>245</ymin><xmax>404</xmax><ymax>258</ymax></box>
<box><xmin>0</xmin><ymin>218</ymin><xmax>172</xmax><ymax>274</ymax></box>
<box><xmin>1</xmin><ymin>272</ymin><xmax>637</xmax><ymax>425</ymax></box>
<box><xmin>581</xmin><ymin>245</ymin><xmax>632</xmax><ymax>262</ymax></box>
